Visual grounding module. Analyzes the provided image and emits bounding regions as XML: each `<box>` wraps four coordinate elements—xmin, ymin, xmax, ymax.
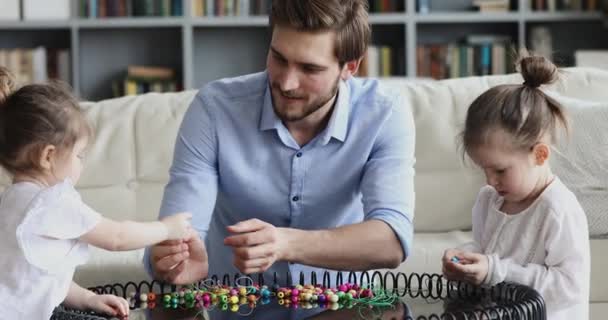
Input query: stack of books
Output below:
<box><xmin>0</xmin><ymin>47</ymin><xmax>71</xmax><ymax>85</ymax></box>
<box><xmin>473</xmin><ymin>0</ymin><xmax>511</xmax><ymax>12</ymax></box>
<box><xmin>115</xmin><ymin>65</ymin><xmax>179</xmax><ymax>97</ymax></box>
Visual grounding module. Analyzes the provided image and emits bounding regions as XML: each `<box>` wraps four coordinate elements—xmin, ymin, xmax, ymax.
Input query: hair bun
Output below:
<box><xmin>519</xmin><ymin>55</ymin><xmax>558</xmax><ymax>89</ymax></box>
<box><xmin>0</xmin><ymin>67</ymin><xmax>16</xmax><ymax>106</ymax></box>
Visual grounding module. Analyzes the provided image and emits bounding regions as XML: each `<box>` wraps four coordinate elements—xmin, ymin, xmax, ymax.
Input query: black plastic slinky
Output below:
<box><xmin>50</xmin><ymin>271</ymin><xmax>546</xmax><ymax>320</ymax></box>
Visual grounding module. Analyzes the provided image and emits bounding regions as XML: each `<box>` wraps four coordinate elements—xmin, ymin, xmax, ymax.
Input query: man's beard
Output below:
<box><xmin>271</xmin><ymin>75</ymin><xmax>340</xmax><ymax>123</ymax></box>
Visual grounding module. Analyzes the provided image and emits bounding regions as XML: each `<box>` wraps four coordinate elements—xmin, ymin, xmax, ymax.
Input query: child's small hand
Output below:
<box><xmin>442</xmin><ymin>248</ymin><xmax>467</xmax><ymax>280</ymax></box>
<box><xmin>85</xmin><ymin>294</ymin><xmax>129</xmax><ymax>317</ymax></box>
<box><xmin>442</xmin><ymin>249</ymin><xmax>489</xmax><ymax>286</ymax></box>
<box><xmin>161</xmin><ymin>212</ymin><xmax>193</xmax><ymax>240</ymax></box>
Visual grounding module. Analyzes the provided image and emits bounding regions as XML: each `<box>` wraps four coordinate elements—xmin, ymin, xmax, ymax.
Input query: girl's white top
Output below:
<box><xmin>0</xmin><ymin>180</ymin><xmax>101</xmax><ymax>319</ymax></box>
<box><xmin>461</xmin><ymin>177</ymin><xmax>590</xmax><ymax>320</ymax></box>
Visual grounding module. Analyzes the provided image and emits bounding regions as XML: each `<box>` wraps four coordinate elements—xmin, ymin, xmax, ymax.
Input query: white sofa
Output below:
<box><xmin>2</xmin><ymin>68</ymin><xmax>607</xmax><ymax>319</ymax></box>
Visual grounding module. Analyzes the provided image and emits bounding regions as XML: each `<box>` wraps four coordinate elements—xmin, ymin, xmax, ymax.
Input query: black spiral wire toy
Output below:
<box><xmin>50</xmin><ymin>271</ymin><xmax>546</xmax><ymax>320</ymax></box>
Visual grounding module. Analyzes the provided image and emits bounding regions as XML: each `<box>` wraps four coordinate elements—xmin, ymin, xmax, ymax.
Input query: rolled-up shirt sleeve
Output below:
<box><xmin>143</xmin><ymin>91</ymin><xmax>219</xmax><ymax>278</ymax></box>
<box><xmin>361</xmin><ymin>93</ymin><xmax>415</xmax><ymax>260</ymax></box>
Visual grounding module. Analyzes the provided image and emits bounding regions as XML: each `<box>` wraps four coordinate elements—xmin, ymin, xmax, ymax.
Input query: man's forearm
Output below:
<box><xmin>281</xmin><ymin>220</ymin><xmax>404</xmax><ymax>270</ymax></box>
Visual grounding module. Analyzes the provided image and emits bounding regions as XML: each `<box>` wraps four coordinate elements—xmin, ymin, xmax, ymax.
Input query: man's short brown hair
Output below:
<box><xmin>269</xmin><ymin>0</ymin><xmax>371</xmax><ymax>65</ymax></box>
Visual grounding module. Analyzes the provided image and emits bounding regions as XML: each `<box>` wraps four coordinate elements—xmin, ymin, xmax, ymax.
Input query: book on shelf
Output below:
<box><xmin>358</xmin><ymin>45</ymin><xmax>404</xmax><ymax>77</ymax></box>
<box><xmin>473</xmin><ymin>0</ymin><xmax>510</xmax><ymax>12</ymax></box>
<box><xmin>417</xmin><ymin>0</ymin><xmax>430</xmax><ymax>14</ymax></box>
<box><xmin>114</xmin><ymin>65</ymin><xmax>179</xmax><ymax>97</ymax></box>
<box><xmin>368</xmin><ymin>0</ymin><xmax>404</xmax><ymax>13</ymax></box>
<box><xmin>0</xmin><ymin>0</ymin><xmax>20</xmax><ymax>20</ymax></box>
<box><xmin>0</xmin><ymin>47</ymin><xmax>70</xmax><ymax>85</ymax></box>
<box><xmin>23</xmin><ymin>0</ymin><xmax>71</xmax><ymax>20</ymax></box>
<box><xmin>80</xmin><ymin>0</ymin><xmax>183</xmax><ymax>18</ymax></box>
<box><xmin>531</xmin><ymin>0</ymin><xmax>599</xmax><ymax>11</ymax></box>
<box><xmin>419</xmin><ymin>0</ymin><xmax>516</xmax><ymax>13</ymax></box>
<box><xmin>417</xmin><ymin>35</ymin><xmax>514</xmax><ymax>80</ymax></box>
<box><xmin>127</xmin><ymin>65</ymin><xmax>175</xmax><ymax>79</ymax></box>
<box><xmin>191</xmin><ymin>0</ymin><xmax>272</xmax><ymax>17</ymax></box>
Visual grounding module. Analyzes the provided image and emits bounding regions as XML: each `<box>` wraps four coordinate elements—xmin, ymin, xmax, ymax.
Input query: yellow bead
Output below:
<box><xmin>230</xmin><ymin>296</ymin><xmax>239</xmax><ymax>304</ymax></box>
<box><xmin>239</xmin><ymin>287</ymin><xmax>247</xmax><ymax>296</ymax></box>
<box><xmin>230</xmin><ymin>304</ymin><xmax>239</xmax><ymax>312</ymax></box>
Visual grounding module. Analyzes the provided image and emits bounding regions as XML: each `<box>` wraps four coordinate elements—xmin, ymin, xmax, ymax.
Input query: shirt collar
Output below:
<box><xmin>259</xmin><ymin>78</ymin><xmax>351</xmax><ymax>145</ymax></box>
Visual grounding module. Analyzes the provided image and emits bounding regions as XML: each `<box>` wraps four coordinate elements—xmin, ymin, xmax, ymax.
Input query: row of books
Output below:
<box><xmin>191</xmin><ymin>0</ymin><xmax>270</xmax><ymax>16</ymax></box>
<box><xmin>358</xmin><ymin>46</ymin><xmax>405</xmax><ymax>77</ymax></box>
<box><xmin>416</xmin><ymin>36</ymin><xmax>514</xmax><ymax>79</ymax></box>
<box><xmin>0</xmin><ymin>47</ymin><xmax>71</xmax><ymax>86</ymax></box>
<box><xmin>531</xmin><ymin>0</ymin><xmax>601</xmax><ymax>11</ymax></box>
<box><xmin>113</xmin><ymin>66</ymin><xmax>180</xmax><ymax>97</ymax></box>
<box><xmin>368</xmin><ymin>0</ymin><xmax>405</xmax><ymax>12</ymax></box>
<box><xmin>0</xmin><ymin>0</ymin><xmax>70</xmax><ymax>20</ymax></box>
<box><xmin>190</xmin><ymin>0</ymin><xmax>405</xmax><ymax>17</ymax></box>
<box><xmin>80</xmin><ymin>0</ymin><xmax>183</xmax><ymax>18</ymax></box>
<box><xmin>418</xmin><ymin>0</ymin><xmax>517</xmax><ymax>13</ymax></box>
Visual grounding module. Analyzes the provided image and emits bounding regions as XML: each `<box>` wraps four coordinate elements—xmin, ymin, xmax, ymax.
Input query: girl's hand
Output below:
<box><xmin>84</xmin><ymin>294</ymin><xmax>129</xmax><ymax>317</ymax></box>
<box><xmin>442</xmin><ymin>250</ymin><xmax>489</xmax><ymax>286</ymax></box>
<box><xmin>161</xmin><ymin>212</ymin><xmax>193</xmax><ymax>239</ymax></box>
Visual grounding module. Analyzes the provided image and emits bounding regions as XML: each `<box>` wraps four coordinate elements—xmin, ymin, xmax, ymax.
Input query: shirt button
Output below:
<box><xmin>292</xmin><ymin>196</ymin><xmax>299</xmax><ymax>202</ymax></box>
<box><xmin>296</xmin><ymin>152</ymin><xmax>302</xmax><ymax>158</ymax></box>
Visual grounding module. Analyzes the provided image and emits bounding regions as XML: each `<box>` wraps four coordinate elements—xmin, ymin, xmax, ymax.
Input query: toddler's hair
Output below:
<box><xmin>0</xmin><ymin>67</ymin><xmax>92</xmax><ymax>175</ymax></box>
<box><xmin>461</xmin><ymin>54</ymin><xmax>568</xmax><ymax>154</ymax></box>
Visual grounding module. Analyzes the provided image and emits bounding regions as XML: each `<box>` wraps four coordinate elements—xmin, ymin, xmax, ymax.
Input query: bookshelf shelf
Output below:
<box><xmin>77</xmin><ymin>17</ymin><xmax>184</xmax><ymax>28</ymax></box>
<box><xmin>523</xmin><ymin>11</ymin><xmax>604</xmax><ymax>21</ymax></box>
<box><xmin>369</xmin><ymin>13</ymin><xmax>409</xmax><ymax>24</ymax></box>
<box><xmin>0</xmin><ymin>0</ymin><xmax>605</xmax><ymax>101</ymax></box>
<box><xmin>190</xmin><ymin>16</ymin><xmax>268</xmax><ymax>26</ymax></box>
<box><xmin>0</xmin><ymin>21</ymin><xmax>73</xmax><ymax>29</ymax></box>
<box><xmin>415</xmin><ymin>12</ymin><xmax>521</xmax><ymax>23</ymax></box>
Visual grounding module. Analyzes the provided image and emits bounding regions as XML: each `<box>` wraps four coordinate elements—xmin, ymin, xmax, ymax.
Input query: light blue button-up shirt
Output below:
<box><xmin>144</xmin><ymin>71</ymin><xmax>415</xmax><ymax>286</ymax></box>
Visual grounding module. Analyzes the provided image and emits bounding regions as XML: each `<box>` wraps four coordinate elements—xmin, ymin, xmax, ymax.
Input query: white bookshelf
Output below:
<box><xmin>0</xmin><ymin>0</ymin><xmax>605</xmax><ymax>101</ymax></box>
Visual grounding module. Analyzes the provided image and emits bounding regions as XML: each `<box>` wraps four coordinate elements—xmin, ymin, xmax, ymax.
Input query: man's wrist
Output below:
<box><xmin>278</xmin><ymin>227</ymin><xmax>294</xmax><ymax>262</ymax></box>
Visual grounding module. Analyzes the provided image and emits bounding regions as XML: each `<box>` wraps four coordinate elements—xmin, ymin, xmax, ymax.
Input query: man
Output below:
<box><xmin>145</xmin><ymin>0</ymin><xmax>415</xmax><ymax>285</ymax></box>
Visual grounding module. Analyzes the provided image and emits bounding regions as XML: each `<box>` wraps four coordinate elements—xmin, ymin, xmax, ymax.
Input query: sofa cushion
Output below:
<box><xmin>549</xmin><ymin>97</ymin><xmax>608</xmax><ymax>237</ymax></box>
<box><xmin>77</xmin><ymin>91</ymin><xmax>197</xmax><ymax>223</ymax></box>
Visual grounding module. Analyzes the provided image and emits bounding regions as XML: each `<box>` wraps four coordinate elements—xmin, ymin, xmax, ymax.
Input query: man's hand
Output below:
<box><xmin>150</xmin><ymin>230</ymin><xmax>208</xmax><ymax>285</ymax></box>
<box><xmin>442</xmin><ymin>249</ymin><xmax>489</xmax><ymax>286</ymax></box>
<box><xmin>224</xmin><ymin>219</ymin><xmax>288</xmax><ymax>274</ymax></box>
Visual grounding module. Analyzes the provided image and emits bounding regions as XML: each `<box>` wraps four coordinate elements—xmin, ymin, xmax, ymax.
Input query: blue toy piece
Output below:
<box><xmin>451</xmin><ymin>256</ymin><xmax>460</xmax><ymax>263</ymax></box>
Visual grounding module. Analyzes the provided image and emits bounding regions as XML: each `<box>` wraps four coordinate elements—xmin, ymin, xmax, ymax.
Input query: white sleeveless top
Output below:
<box><xmin>0</xmin><ymin>180</ymin><xmax>101</xmax><ymax>319</ymax></box>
